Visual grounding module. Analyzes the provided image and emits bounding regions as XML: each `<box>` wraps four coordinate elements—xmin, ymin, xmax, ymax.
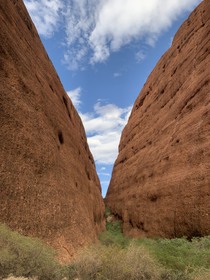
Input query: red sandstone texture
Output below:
<box><xmin>106</xmin><ymin>0</ymin><xmax>210</xmax><ymax>239</ymax></box>
<box><xmin>0</xmin><ymin>0</ymin><xmax>105</xmax><ymax>262</ymax></box>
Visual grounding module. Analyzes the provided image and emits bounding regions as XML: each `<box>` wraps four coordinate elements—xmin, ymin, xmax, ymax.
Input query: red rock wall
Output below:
<box><xmin>106</xmin><ymin>0</ymin><xmax>210</xmax><ymax>239</ymax></box>
<box><xmin>0</xmin><ymin>0</ymin><xmax>105</xmax><ymax>262</ymax></box>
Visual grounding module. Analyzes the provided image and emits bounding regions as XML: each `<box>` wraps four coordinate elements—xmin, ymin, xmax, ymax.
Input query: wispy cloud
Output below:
<box><xmin>113</xmin><ymin>72</ymin><xmax>122</xmax><ymax>78</ymax></box>
<box><xmin>98</xmin><ymin>172</ymin><xmax>111</xmax><ymax>177</ymax></box>
<box><xmin>63</xmin><ymin>0</ymin><xmax>202</xmax><ymax>68</ymax></box>
<box><xmin>135</xmin><ymin>50</ymin><xmax>146</xmax><ymax>63</ymax></box>
<box><xmin>65</xmin><ymin>89</ymin><xmax>131</xmax><ymax>165</ymax></box>
<box><xmin>66</xmin><ymin>87</ymin><xmax>82</xmax><ymax>110</ymax></box>
<box><xmin>100</xmin><ymin>167</ymin><xmax>106</xmax><ymax>171</ymax></box>
<box><xmin>80</xmin><ymin>102</ymin><xmax>131</xmax><ymax>165</ymax></box>
<box><xmin>24</xmin><ymin>0</ymin><xmax>63</xmax><ymax>38</ymax></box>
<box><xmin>24</xmin><ymin>0</ymin><xmax>202</xmax><ymax>69</ymax></box>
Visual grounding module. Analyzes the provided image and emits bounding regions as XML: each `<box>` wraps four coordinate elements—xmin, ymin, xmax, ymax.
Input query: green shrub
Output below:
<box><xmin>104</xmin><ymin>207</ymin><xmax>111</xmax><ymax>218</ymax></box>
<box><xmin>1</xmin><ymin>218</ymin><xmax>210</xmax><ymax>280</ymax></box>
<box><xmin>0</xmin><ymin>224</ymin><xmax>63</xmax><ymax>280</ymax></box>
<box><xmin>134</xmin><ymin>237</ymin><xmax>210</xmax><ymax>272</ymax></box>
<box><xmin>69</xmin><ymin>243</ymin><xmax>163</xmax><ymax>280</ymax></box>
<box><xmin>99</xmin><ymin>219</ymin><xmax>130</xmax><ymax>247</ymax></box>
<box><xmin>98</xmin><ymin>212</ymin><xmax>210</xmax><ymax>280</ymax></box>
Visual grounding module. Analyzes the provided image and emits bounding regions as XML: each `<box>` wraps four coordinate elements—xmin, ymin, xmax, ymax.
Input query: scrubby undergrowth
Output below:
<box><xmin>0</xmin><ymin>224</ymin><xmax>63</xmax><ymax>280</ymax></box>
<box><xmin>1</xmin><ymin>213</ymin><xmax>210</xmax><ymax>280</ymax></box>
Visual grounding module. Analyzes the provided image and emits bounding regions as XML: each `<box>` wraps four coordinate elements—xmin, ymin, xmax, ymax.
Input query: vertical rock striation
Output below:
<box><xmin>106</xmin><ymin>0</ymin><xmax>210</xmax><ymax>239</ymax></box>
<box><xmin>0</xmin><ymin>0</ymin><xmax>105</xmax><ymax>261</ymax></box>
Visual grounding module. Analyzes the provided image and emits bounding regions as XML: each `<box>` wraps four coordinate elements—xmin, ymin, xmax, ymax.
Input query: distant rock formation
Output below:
<box><xmin>106</xmin><ymin>0</ymin><xmax>210</xmax><ymax>239</ymax></box>
<box><xmin>0</xmin><ymin>0</ymin><xmax>104</xmax><ymax>262</ymax></box>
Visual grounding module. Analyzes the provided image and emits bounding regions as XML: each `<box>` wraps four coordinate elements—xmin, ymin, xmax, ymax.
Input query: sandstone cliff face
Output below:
<box><xmin>0</xmin><ymin>0</ymin><xmax>105</xmax><ymax>261</ymax></box>
<box><xmin>106</xmin><ymin>0</ymin><xmax>210</xmax><ymax>239</ymax></box>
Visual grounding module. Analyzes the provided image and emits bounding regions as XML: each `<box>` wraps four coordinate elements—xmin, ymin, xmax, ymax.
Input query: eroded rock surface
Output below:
<box><xmin>0</xmin><ymin>0</ymin><xmax>105</xmax><ymax>261</ymax></box>
<box><xmin>106</xmin><ymin>0</ymin><xmax>210</xmax><ymax>239</ymax></box>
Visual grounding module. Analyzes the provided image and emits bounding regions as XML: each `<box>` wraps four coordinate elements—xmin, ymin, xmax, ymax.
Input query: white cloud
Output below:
<box><xmin>24</xmin><ymin>0</ymin><xmax>63</xmax><ymax>38</ymax></box>
<box><xmin>65</xmin><ymin>91</ymin><xmax>131</xmax><ymax>165</ymax></box>
<box><xmin>80</xmin><ymin>102</ymin><xmax>131</xmax><ymax>165</ymax></box>
<box><xmin>113</xmin><ymin>72</ymin><xmax>122</xmax><ymax>78</ymax></box>
<box><xmin>100</xmin><ymin>167</ymin><xmax>106</xmax><ymax>171</ymax></box>
<box><xmin>66</xmin><ymin>88</ymin><xmax>82</xmax><ymax>110</ymax></box>
<box><xmin>135</xmin><ymin>50</ymin><xmax>146</xmax><ymax>63</ymax></box>
<box><xmin>62</xmin><ymin>0</ymin><xmax>202</xmax><ymax>67</ymax></box>
<box><xmin>24</xmin><ymin>0</ymin><xmax>202</xmax><ymax>68</ymax></box>
<box><xmin>98</xmin><ymin>172</ymin><xmax>111</xmax><ymax>177</ymax></box>
<box><xmin>62</xmin><ymin>0</ymin><xmax>98</xmax><ymax>70</ymax></box>
<box><xmin>65</xmin><ymin>90</ymin><xmax>131</xmax><ymax>165</ymax></box>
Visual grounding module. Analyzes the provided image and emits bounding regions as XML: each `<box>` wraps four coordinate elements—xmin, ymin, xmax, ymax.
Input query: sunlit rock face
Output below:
<box><xmin>106</xmin><ymin>0</ymin><xmax>210</xmax><ymax>239</ymax></box>
<box><xmin>0</xmin><ymin>0</ymin><xmax>105</xmax><ymax>262</ymax></box>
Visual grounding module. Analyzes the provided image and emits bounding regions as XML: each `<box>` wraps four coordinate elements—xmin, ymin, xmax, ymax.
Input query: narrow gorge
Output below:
<box><xmin>0</xmin><ymin>0</ymin><xmax>209</xmax><ymax>265</ymax></box>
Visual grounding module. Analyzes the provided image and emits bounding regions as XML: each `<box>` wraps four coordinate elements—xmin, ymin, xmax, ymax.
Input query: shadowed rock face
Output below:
<box><xmin>106</xmin><ymin>0</ymin><xmax>210</xmax><ymax>239</ymax></box>
<box><xmin>0</xmin><ymin>0</ymin><xmax>105</xmax><ymax>262</ymax></box>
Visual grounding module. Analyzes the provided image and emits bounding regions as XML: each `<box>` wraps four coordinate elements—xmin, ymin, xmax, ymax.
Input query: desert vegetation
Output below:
<box><xmin>1</xmin><ymin>213</ymin><xmax>210</xmax><ymax>280</ymax></box>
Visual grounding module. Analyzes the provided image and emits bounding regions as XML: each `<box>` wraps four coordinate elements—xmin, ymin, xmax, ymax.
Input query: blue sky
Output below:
<box><xmin>23</xmin><ymin>0</ymin><xmax>202</xmax><ymax>197</ymax></box>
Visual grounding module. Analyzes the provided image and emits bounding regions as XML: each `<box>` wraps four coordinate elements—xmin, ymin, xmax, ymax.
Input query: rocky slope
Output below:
<box><xmin>0</xmin><ymin>0</ymin><xmax>105</xmax><ymax>262</ymax></box>
<box><xmin>106</xmin><ymin>0</ymin><xmax>210</xmax><ymax>239</ymax></box>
